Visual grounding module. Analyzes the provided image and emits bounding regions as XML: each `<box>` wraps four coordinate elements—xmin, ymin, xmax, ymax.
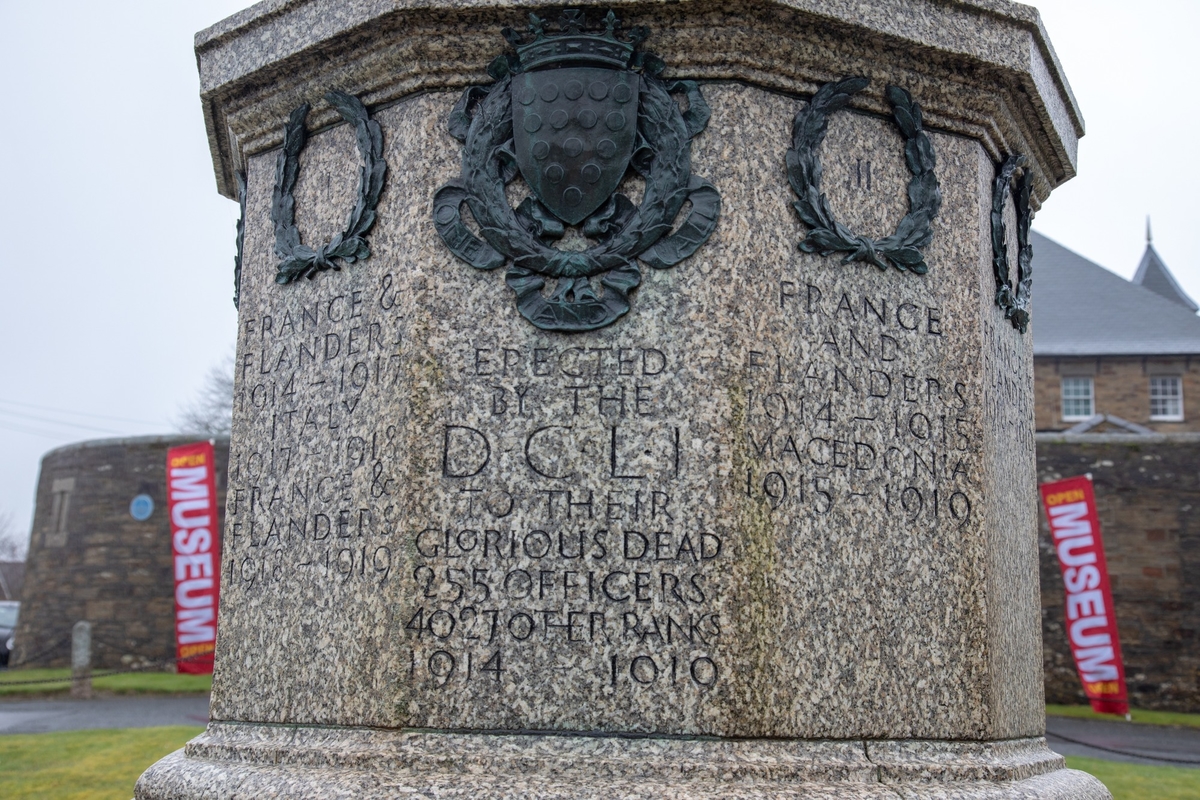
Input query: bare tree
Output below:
<box><xmin>0</xmin><ymin>510</ymin><xmax>28</xmax><ymax>561</ymax></box>
<box><xmin>175</xmin><ymin>353</ymin><xmax>234</xmax><ymax>437</ymax></box>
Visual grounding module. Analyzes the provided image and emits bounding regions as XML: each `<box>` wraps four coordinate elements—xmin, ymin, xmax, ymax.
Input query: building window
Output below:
<box><xmin>1061</xmin><ymin>377</ymin><xmax>1094</xmax><ymax>421</ymax></box>
<box><xmin>1150</xmin><ymin>376</ymin><xmax>1184</xmax><ymax>421</ymax></box>
<box><xmin>45</xmin><ymin>477</ymin><xmax>75</xmax><ymax>548</ymax></box>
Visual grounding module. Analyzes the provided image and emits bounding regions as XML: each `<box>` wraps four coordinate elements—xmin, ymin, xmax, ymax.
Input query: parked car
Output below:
<box><xmin>0</xmin><ymin>601</ymin><xmax>18</xmax><ymax>666</ymax></box>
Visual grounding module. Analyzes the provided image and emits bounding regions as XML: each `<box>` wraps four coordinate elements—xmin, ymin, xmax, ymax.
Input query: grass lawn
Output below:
<box><xmin>0</xmin><ymin>726</ymin><xmax>202</xmax><ymax>800</ymax></box>
<box><xmin>1047</xmin><ymin>703</ymin><xmax>1200</xmax><ymax>729</ymax></box>
<box><xmin>1067</xmin><ymin>756</ymin><xmax>1200</xmax><ymax>800</ymax></box>
<box><xmin>0</xmin><ymin>668</ymin><xmax>211</xmax><ymax>698</ymax></box>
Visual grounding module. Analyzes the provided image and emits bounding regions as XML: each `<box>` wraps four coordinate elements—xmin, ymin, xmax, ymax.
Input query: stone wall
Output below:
<box><xmin>1037</xmin><ymin>433</ymin><xmax>1200</xmax><ymax>711</ymax></box>
<box><xmin>1034</xmin><ymin>356</ymin><xmax>1200</xmax><ymax>432</ymax></box>
<box><xmin>12</xmin><ymin>435</ymin><xmax>229</xmax><ymax>669</ymax></box>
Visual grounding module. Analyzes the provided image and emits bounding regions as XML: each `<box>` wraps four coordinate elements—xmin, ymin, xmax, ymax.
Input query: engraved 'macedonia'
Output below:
<box><xmin>433</xmin><ymin>10</ymin><xmax>721</xmax><ymax>333</ymax></box>
<box><xmin>990</xmin><ymin>154</ymin><xmax>1033</xmax><ymax>333</ymax></box>
<box><xmin>787</xmin><ymin>77</ymin><xmax>942</xmax><ymax>274</ymax></box>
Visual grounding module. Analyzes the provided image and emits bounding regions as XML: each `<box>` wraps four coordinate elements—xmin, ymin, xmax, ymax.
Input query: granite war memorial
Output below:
<box><xmin>138</xmin><ymin>0</ymin><xmax>1104</xmax><ymax>796</ymax></box>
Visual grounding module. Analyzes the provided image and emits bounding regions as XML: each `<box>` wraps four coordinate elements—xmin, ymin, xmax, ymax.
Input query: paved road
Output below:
<box><xmin>1046</xmin><ymin>715</ymin><xmax>1200</xmax><ymax>768</ymax></box>
<box><xmin>0</xmin><ymin>695</ymin><xmax>209</xmax><ymax>734</ymax></box>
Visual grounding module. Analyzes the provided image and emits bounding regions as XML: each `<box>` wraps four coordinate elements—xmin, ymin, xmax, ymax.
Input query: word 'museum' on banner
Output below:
<box><xmin>1039</xmin><ymin>476</ymin><xmax>1128</xmax><ymax>715</ymax></box>
<box><xmin>167</xmin><ymin>441</ymin><xmax>221</xmax><ymax>674</ymax></box>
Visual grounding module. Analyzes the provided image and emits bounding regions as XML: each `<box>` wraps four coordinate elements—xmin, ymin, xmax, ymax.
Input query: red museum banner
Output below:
<box><xmin>1039</xmin><ymin>475</ymin><xmax>1128</xmax><ymax>715</ymax></box>
<box><xmin>166</xmin><ymin>441</ymin><xmax>221</xmax><ymax>675</ymax></box>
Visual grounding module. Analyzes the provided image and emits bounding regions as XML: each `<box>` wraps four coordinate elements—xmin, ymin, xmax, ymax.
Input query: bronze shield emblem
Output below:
<box><xmin>434</xmin><ymin>11</ymin><xmax>721</xmax><ymax>332</ymax></box>
<box><xmin>512</xmin><ymin>67</ymin><xmax>639</xmax><ymax>225</ymax></box>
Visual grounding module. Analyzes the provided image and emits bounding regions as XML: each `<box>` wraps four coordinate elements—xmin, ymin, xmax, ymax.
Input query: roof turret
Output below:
<box><xmin>1132</xmin><ymin>220</ymin><xmax>1198</xmax><ymax>312</ymax></box>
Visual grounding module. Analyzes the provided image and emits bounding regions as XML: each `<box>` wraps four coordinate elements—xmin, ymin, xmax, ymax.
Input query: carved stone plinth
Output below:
<box><xmin>141</xmin><ymin>726</ymin><xmax>1105</xmax><ymax>798</ymax></box>
<box><xmin>139</xmin><ymin>1</ymin><xmax>1106</xmax><ymax>797</ymax></box>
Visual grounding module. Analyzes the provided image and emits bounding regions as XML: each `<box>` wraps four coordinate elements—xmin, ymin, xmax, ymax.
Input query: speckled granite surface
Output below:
<box><xmin>137</xmin><ymin>1</ymin><xmax>1104</xmax><ymax>796</ymax></box>
<box><xmin>137</xmin><ymin>726</ymin><xmax>1108</xmax><ymax>797</ymax></box>
<box><xmin>203</xmin><ymin>82</ymin><xmax>1050</xmax><ymax>742</ymax></box>
<box><xmin>195</xmin><ymin>0</ymin><xmax>1081</xmax><ymax>205</ymax></box>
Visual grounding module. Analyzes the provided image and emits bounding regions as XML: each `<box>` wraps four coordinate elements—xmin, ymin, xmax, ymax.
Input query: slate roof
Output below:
<box><xmin>1133</xmin><ymin>244</ymin><xmax>1199</xmax><ymax>312</ymax></box>
<box><xmin>1031</xmin><ymin>231</ymin><xmax>1200</xmax><ymax>357</ymax></box>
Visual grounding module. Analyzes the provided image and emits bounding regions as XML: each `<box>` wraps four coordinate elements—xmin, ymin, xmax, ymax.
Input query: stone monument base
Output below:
<box><xmin>136</xmin><ymin>725</ymin><xmax>1109</xmax><ymax>799</ymax></box>
<box><xmin>157</xmin><ymin>2</ymin><xmax>1100</xmax><ymax>798</ymax></box>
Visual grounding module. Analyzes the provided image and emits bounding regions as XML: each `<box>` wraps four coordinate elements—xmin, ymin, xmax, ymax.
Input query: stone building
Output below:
<box><xmin>12</xmin><ymin>435</ymin><xmax>229</xmax><ymax>669</ymax></box>
<box><xmin>1033</xmin><ymin>232</ymin><xmax>1200</xmax><ymax>711</ymax></box>
<box><xmin>1036</xmin><ymin>434</ymin><xmax>1200</xmax><ymax>711</ymax></box>
<box><xmin>1032</xmin><ymin>230</ymin><xmax>1200</xmax><ymax>433</ymax></box>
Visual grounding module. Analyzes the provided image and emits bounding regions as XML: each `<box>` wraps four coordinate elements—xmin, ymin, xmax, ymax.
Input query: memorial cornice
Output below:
<box><xmin>196</xmin><ymin>0</ymin><xmax>1082</xmax><ymax>205</ymax></box>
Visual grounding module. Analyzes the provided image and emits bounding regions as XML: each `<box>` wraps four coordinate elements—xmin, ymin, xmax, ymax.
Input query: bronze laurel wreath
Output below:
<box><xmin>232</xmin><ymin>171</ymin><xmax>246</xmax><ymax>309</ymax></box>
<box><xmin>272</xmin><ymin>90</ymin><xmax>387</xmax><ymax>285</ymax></box>
<box><xmin>990</xmin><ymin>154</ymin><xmax>1033</xmax><ymax>333</ymax></box>
<box><xmin>787</xmin><ymin>77</ymin><xmax>942</xmax><ymax>273</ymax></box>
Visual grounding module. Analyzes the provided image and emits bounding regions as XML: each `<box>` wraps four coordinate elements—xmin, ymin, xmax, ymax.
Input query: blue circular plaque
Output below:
<box><xmin>130</xmin><ymin>494</ymin><xmax>154</xmax><ymax>521</ymax></box>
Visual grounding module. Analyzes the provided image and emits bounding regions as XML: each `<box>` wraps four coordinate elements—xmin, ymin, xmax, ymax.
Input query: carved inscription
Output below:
<box><xmin>224</xmin><ymin>273</ymin><xmax>404</xmax><ymax>596</ymax></box>
<box><xmin>750</xmin><ymin>280</ymin><xmax>979</xmax><ymax>527</ymax></box>
<box><xmin>407</xmin><ymin>339</ymin><xmax>725</xmax><ymax>696</ymax></box>
<box><xmin>221</xmin><ymin>259</ymin><xmax>994</xmax><ymax>736</ymax></box>
<box><xmin>983</xmin><ymin>308</ymin><xmax>1035</xmax><ymax>458</ymax></box>
<box><xmin>848</xmin><ymin>159</ymin><xmax>872</xmax><ymax>192</ymax></box>
<box><xmin>223</xmin><ymin>268</ymin><xmax>985</xmax><ymax>711</ymax></box>
<box><xmin>224</xmin><ymin>262</ymin><xmax>726</xmax><ymax>710</ymax></box>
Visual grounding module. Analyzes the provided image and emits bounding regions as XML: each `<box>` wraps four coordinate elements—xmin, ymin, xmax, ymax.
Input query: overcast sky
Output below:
<box><xmin>0</xmin><ymin>0</ymin><xmax>1197</xmax><ymax>540</ymax></box>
